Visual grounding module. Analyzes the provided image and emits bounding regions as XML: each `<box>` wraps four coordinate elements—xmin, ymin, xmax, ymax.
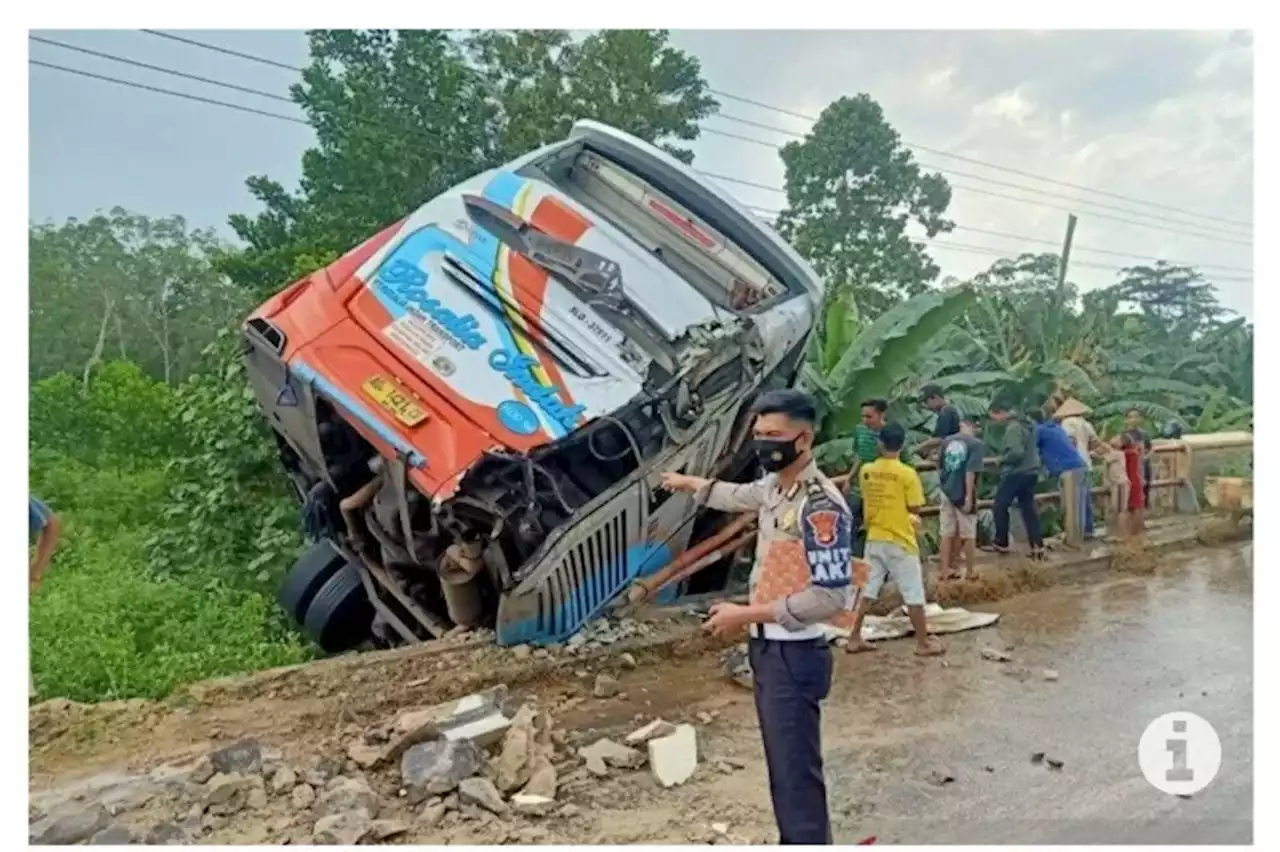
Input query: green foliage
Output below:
<box><xmin>144</xmin><ymin>331</ymin><xmax>302</xmax><ymax>595</ymax></box>
<box><xmin>776</xmin><ymin>94</ymin><xmax>954</xmax><ymax>316</ymax></box>
<box><xmin>29</xmin><ymin>440</ymin><xmax>311</xmax><ymax>703</ymax></box>
<box><xmin>29</xmin><ymin>361</ymin><xmax>187</xmax><ymax>465</ymax></box>
<box><xmin>808</xmin><ymin>285</ymin><xmax>977</xmax><ymax>442</ymax></box>
<box><xmin>29</xmin><ymin>341</ymin><xmax>308</xmax><ymax>703</ymax></box>
<box><xmin>31</xmin><ymin>530</ymin><xmax>309</xmax><ymax>702</ymax></box>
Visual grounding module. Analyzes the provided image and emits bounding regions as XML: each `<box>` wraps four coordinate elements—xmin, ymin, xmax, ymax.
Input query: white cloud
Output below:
<box><xmin>672</xmin><ymin>29</ymin><xmax>1253</xmax><ymax>317</ymax></box>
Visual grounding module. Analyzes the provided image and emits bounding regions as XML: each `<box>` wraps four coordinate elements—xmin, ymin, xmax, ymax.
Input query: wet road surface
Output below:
<box><xmin>823</xmin><ymin>544</ymin><xmax>1253</xmax><ymax>844</ymax></box>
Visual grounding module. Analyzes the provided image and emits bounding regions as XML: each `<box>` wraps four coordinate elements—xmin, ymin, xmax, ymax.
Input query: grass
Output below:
<box><xmin>29</xmin><ymin>459</ymin><xmax>312</xmax><ymax>704</ymax></box>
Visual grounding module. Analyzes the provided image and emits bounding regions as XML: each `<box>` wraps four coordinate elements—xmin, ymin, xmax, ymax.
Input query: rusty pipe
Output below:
<box><xmin>652</xmin><ymin>527</ymin><xmax>758</xmax><ymax>595</ymax></box>
<box><xmin>629</xmin><ymin>512</ymin><xmax>756</xmax><ymax>603</ymax></box>
<box><xmin>339</xmin><ymin>473</ymin><xmax>384</xmax><ymax>550</ymax></box>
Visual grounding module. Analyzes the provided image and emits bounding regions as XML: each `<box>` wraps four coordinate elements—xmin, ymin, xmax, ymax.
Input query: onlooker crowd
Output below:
<box><xmin>841</xmin><ymin>389</ymin><xmax>1152</xmax><ymax>571</ymax></box>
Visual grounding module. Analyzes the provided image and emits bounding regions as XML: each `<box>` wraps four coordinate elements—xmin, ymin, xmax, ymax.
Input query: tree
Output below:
<box><xmin>222</xmin><ymin>29</ymin><xmax>719</xmax><ymax>298</ymax></box>
<box><xmin>29</xmin><ymin>210</ymin><xmax>246</xmax><ymax>386</ymax></box>
<box><xmin>776</xmin><ymin>94</ymin><xmax>955</xmax><ymax>316</ymax></box>
<box><xmin>1110</xmin><ymin>261</ymin><xmax>1227</xmax><ymax>335</ymax></box>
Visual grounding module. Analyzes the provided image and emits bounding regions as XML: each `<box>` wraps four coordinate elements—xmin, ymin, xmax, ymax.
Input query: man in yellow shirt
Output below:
<box><xmin>845</xmin><ymin>423</ymin><xmax>944</xmax><ymax>657</ymax></box>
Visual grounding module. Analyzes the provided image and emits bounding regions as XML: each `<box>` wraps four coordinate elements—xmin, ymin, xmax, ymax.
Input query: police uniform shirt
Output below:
<box><xmin>698</xmin><ymin>460</ymin><xmax>856</xmax><ymax>640</ymax></box>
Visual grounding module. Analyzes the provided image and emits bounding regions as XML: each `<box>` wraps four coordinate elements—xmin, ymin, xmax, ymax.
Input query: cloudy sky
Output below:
<box><xmin>28</xmin><ymin>29</ymin><xmax>1254</xmax><ymax>317</ymax></box>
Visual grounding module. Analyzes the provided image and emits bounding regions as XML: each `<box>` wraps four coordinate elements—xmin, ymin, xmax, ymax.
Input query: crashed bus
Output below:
<box><xmin>243</xmin><ymin>120</ymin><xmax>824</xmax><ymax>652</ymax></box>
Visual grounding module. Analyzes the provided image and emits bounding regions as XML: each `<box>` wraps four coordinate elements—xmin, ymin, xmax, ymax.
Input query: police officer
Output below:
<box><xmin>660</xmin><ymin>389</ymin><xmax>861</xmax><ymax>845</ymax></box>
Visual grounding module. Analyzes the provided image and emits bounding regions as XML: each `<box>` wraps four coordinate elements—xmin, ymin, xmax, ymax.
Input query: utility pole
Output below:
<box><xmin>1054</xmin><ymin>213</ymin><xmax>1078</xmax><ymax>309</ymax></box>
<box><xmin>1054</xmin><ymin>213</ymin><xmax>1083</xmax><ymax>548</ymax></box>
<box><xmin>1050</xmin><ymin>213</ymin><xmax>1078</xmax><ymax>358</ymax></box>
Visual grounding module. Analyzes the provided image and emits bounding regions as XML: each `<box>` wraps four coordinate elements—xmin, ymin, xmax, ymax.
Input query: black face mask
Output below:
<box><xmin>753</xmin><ymin>436</ymin><xmax>805</xmax><ymax>472</ymax></box>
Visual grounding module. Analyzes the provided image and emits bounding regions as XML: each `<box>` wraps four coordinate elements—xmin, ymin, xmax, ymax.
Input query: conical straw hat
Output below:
<box><xmin>1053</xmin><ymin>397</ymin><xmax>1092</xmax><ymax>419</ymax></box>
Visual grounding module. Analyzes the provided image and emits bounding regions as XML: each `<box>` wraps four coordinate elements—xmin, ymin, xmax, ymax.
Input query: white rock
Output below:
<box><xmin>511</xmin><ymin>793</ymin><xmax>555</xmax><ymax>816</ymax></box>
<box><xmin>649</xmin><ymin>724</ymin><xmax>698</xmax><ymax>788</ymax></box>
<box><xmin>625</xmin><ymin>719</ymin><xmax>677</xmax><ymax>746</ymax></box>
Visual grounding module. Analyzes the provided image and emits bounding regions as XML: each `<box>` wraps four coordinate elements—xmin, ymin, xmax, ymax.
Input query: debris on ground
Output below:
<box><xmin>1046</xmin><ymin>758</ymin><xmax>1065</xmax><ymax>770</ymax></box>
<box><xmin>1042</xmin><ymin>669</ymin><xmax>1060</xmax><ymax>682</ymax></box>
<box><xmin>649</xmin><ymin>724</ymin><xmax>698</xmax><ymax>788</ymax></box>
<box><xmin>980</xmin><ymin>647</ymin><xmax>1013</xmax><ymax>662</ymax></box>
<box><xmin>926</xmin><ymin>768</ymin><xmax>956</xmax><ymax>786</ymax></box>
<box><xmin>1113</xmin><ymin>540</ymin><xmax>1159</xmax><ymax>575</ymax></box>
<box><xmin>578</xmin><ymin>738</ymin><xmax>645</xmax><ymax>776</ymax></box>
<box><xmin>722</xmin><ymin>646</ymin><xmax>753</xmax><ymax>689</ymax></box>
<box><xmin>1030</xmin><ymin>752</ymin><xmax>1046</xmax><ymax>764</ymax></box>
<box><xmin>593</xmin><ymin>673</ymin><xmax>621</xmax><ymax>699</ymax></box>
<box><xmin>626</xmin><ymin>719</ymin><xmax>677</xmax><ymax>745</ymax></box>
<box><xmin>27</xmin><ymin>678</ymin><xmax>719</xmax><ymax>845</ymax></box>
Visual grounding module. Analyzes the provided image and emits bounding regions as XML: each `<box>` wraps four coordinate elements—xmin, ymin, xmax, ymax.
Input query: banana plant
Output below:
<box><xmin>804</xmin><ymin>284</ymin><xmax>977</xmax><ymax>467</ymax></box>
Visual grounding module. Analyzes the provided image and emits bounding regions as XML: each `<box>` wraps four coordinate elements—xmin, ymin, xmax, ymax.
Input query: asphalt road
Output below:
<box><xmin>823</xmin><ymin>544</ymin><xmax>1253</xmax><ymax>845</ymax></box>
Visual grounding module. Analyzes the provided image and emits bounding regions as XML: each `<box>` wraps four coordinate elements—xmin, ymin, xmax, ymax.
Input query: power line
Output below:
<box><xmin>134</xmin><ymin>28</ymin><xmax>1253</xmax><ymax>234</ymax></box>
<box><xmin>139</xmin><ymin>29</ymin><xmax>301</xmax><ymax>72</ymax></box>
<box><xmin>744</xmin><ymin>205</ymin><xmax>1250</xmax><ymax>281</ymax></box>
<box><xmin>698</xmin><ymin>167</ymin><xmax>1253</xmax><ymax>248</ymax></box>
<box><xmin>30</xmin><ymin>59</ymin><xmax>312</xmax><ymax>126</ymax></box>
<box><xmin>31</xmin><ymin>55</ymin><xmax>1252</xmax><ymax>282</ymax></box>
<box><xmin>31</xmin><ymin>35</ymin><xmax>298</xmax><ymax>106</ymax></box>
<box><xmin>742</xmin><ymin>206</ymin><xmax>1251</xmax><ymax>274</ymax></box>
<box><xmin>700</xmin><ymin>121</ymin><xmax>1253</xmax><ymax>242</ymax></box>
<box><xmin>707</xmin><ymin>87</ymin><xmax>1253</xmax><ymax>230</ymax></box>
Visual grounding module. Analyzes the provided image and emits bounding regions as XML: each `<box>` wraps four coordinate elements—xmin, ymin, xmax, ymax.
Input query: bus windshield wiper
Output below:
<box><xmin>462</xmin><ymin>194</ymin><xmax>675</xmax><ymax>368</ymax></box>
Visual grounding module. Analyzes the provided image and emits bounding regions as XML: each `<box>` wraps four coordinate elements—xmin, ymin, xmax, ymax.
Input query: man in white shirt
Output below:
<box><xmin>1053</xmin><ymin>398</ymin><xmax>1104</xmax><ymax>539</ymax></box>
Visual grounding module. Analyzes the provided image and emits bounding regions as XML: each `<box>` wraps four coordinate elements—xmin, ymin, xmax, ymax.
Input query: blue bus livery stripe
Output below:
<box><xmin>290</xmin><ymin>359</ymin><xmax>427</xmax><ymax>469</ymax></box>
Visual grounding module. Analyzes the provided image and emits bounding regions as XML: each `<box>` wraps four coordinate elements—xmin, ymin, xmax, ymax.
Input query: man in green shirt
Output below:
<box><xmin>984</xmin><ymin>400</ymin><xmax>1045</xmax><ymax>559</ymax></box>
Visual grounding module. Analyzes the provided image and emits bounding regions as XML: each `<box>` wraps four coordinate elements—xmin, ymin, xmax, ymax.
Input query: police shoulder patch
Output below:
<box><xmin>800</xmin><ymin>483</ymin><xmax>853</xmax><ymax>589</ymax></box>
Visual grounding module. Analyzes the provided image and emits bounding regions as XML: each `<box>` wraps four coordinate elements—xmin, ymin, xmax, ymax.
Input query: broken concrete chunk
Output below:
<box><xmin>384</xmin><ymin>685</ymin><xmax>512</xmax><ymax>762</ymax></box>
<box><xmin>579</xmin><ymin>738</ymin><xmax>645</xmax><ymax>771</ymax></box>
<box><xmin>204</xmin><ymin>773</ymin><xmax>250</xmax><ymax>815</ymax></box>
<box><xmin>626</xmin><ymin>718</ymin><xmax>677</xmax><ymax>746</ymax></box>
<box><xmin>980</xmin><ymin>647</ymin><xmax>1013</xmax><ymax>662</ymax></box>
<box><xmin>269</xmin><ymin>764</ymin><xmax>297</xmax><ymax>795</ymax></box>
<box><xmin>593</xmin><ymin>673</ymin><xmax>621</xmax><ymax>698</ymax></box>
<box><xmin>312</xmin><ymin>808</ymin><xmax>374</xmax><ymax>845</ymax></box>
<box><xmin>315</xmin><ymin>776</ymin><xmax>380</xmax><ymax>819</ymax></box>
<box><xmin>247</xmin><ymin>785</ymin><xmax>269</xmax><ymax>811</ymax></box>
<box><xmin>458</xmin><ymin>777</ymin><xmax>508</xmax><ymax>815</ymax></box>
<box><xmin>88</xmin><ymin>824</ymin><xmax>135</xmax><ymax>845</ymax></box>
<box><xmin>1042</xmin><ymin>668</ymin><xmax>1060</xmax><ymax>682</ymax></box>
<box><xmin>29</xmin><ymin>803</ymin><xmax>110</xmax><ymax>846</ymax></box>
<box><xmin>209</xmin><ymin>738</ymin><xmax>264</xmax><ymax>776</ymax></box>
<box><xmin>649</xmin><ymin>724</ymin><xmax>698</xmax><ymax>788</ymax></box>
<box><xmin>420</xmin><ymin>800</ymin><xmax>448</xmax><ymax>828</ymax></box>
<box><xmin>512</xmin><ymin>793</ymin><xmax>555</xmax><ymax>816</ymax></box>
<box><xmin>189</xmin><ymin>756</ymin><xmax>216</xmax><ymax>785</ymax></box>
<box><xmin>619</xmin><ymin>652</ymin><xmax>638</xmax><ymax>670</ymax></box>
<box><xmin>371</xmin><ymin>818</ymin><xmax>411</xmax><ymax>840</ymax></box>
<box><xmin>493</xmin><ymin>705</ymin><xmax>541</xmax><ymax>793</ymax></box>
<box><xmin>145</xmin><ymin>822</ymin><xmax>188</xmax><ymax>845</ymax></box>
<box><xmin>401</xmin><ymin>738</ymin><xmax>484</xmax><ymax>802</ymax></box>
<box><xmin>346</xmin><ymin>739</ymin><xmax>383</xmax><ymax>769</ymax></box>
<box><xmin>520</xmin><ymin>756</ymin><xmax>558</xmax><ymax>800</ymax></box>
<box><xmin>290</xmin><ymin>783</ymin><xmax>317</xmax><ymax>810</ymax></box>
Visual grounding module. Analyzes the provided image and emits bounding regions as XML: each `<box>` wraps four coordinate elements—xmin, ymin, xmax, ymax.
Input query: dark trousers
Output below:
<box><xmin>992</xmin><ymin>470</ymin><xmax>1044</xmax><ymax>548</ymax></box>
<box><xmin>749</xmin><ymin>636</ymin><xmax>834</xmax><ymax>844</ymax></box>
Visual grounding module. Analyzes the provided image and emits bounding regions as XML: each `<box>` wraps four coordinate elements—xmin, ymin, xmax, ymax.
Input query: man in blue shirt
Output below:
<box><xmin>29</xmin><ymin>495</ymin><xmax>61</xmax><ymax>700</ymax></box>
<box><xmin>29</xmin><ymin>495</ymin><xmax>61</xmax><ymax>590</ymax></box>
<box><xmin>1031</xmin><ymin>412</ymin><xmax>1088</xmax><ymax>547</ymax></box>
